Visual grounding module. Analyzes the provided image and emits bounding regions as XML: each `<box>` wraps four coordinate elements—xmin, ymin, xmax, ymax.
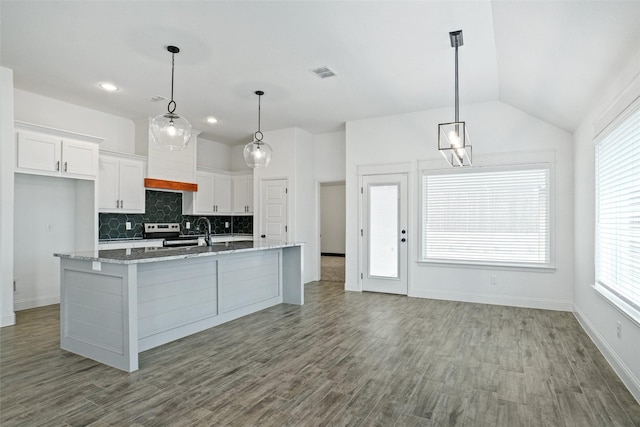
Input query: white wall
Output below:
<box><xmin>0</xmin><ymin>67</ymin><xmax>16</xmax><ymax>326</ymax></box>
<box><xmin>320</xmin><ymin>183</ymin><xmax>346</xmax><ymax>254</ymax></box>
<box><xmin>573</xmin><ymin>52</ymin><xmax>640</xmax><ymax>401</ymax></box>
<box><xmin>14</xmin><ymin>89</ymin><xmax>135</xmax><ymax>153</ymax></box>
<box><xmin>345</xmin><ymin>100</ymin><xmax>574</xmax><ymax>311</ymax></box>
<box><xmin>231</xmin><ymin>144</ymin><xmax>252</xmax><ymax>172</ymax></box>
<box><xmin>197</xmin><ymin>137</ymin><xmax>232</xmax><ymax>170</ymax></box>
<box><xmin>13</xmin><ymin>174</ymin><xmax>77</xmax><ymax>309</ymax></box>
<box><xmin>314</xmin><ymin>131</ymin><xmax>346</xmax><ymax>182</ymax></box>
<box><xmin>253</xmin><ymin>127</ymin><xmax>317</xmax><ymax>283</ymax></box>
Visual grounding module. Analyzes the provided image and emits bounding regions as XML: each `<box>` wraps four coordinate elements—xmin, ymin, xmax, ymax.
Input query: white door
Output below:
<box><xmin>260</xmin><ymin>179</ymin><xmax>287</xmax><ymax>245</ymax></box>
<box><xmin>361</xmin><ymin>173</ymin><xmax>408</xmax><ymax>295</ymax></box>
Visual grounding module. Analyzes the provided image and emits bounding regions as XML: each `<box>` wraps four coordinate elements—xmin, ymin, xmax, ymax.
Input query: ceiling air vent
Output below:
<box><xmin>146</xmin><ymin>95</ymin><xmax>168</xmax><ymax>102</ymax></box>
<box><xmin>311</xmin><ymin>66</ymin><xmax>337</xmax><ymax>79</ymax></box>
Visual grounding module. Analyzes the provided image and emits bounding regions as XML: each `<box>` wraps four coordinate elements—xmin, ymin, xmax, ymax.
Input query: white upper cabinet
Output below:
<box><xmin>233</xmin><ymin>174</ymin><xmax>253</xmax><ymax>214</ymax></box>
<box><xmin>98</xmin><ymin>153</ymin><xmax>145</xmax><ymax>213</ymax></box>
<box><xmin>183</xmin><ymin>170</ymin><xmax>232</xmax><ymax>215</ymax></box>
<box><xmin>16</xmin><ymin>128</ymin><xmax>100</xmax><ymax>179</ymax></box>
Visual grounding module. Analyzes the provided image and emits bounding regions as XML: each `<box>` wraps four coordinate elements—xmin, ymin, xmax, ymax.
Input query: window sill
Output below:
<box><xmin>417</xmin><ymin>259</ymin><xmax>556</xmax><ymax>273</ymax></box>
<box><xmin>592</xmin><ymin>283</ymin><xmax>640</xmax><ymax>327</ymax></box>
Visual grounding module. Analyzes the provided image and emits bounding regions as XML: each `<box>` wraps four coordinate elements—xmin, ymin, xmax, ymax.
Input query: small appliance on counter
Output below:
<box><xmin>143</xmin><ymin>223</ymin><xmax>202</xmax><ymax>247</ymax></box>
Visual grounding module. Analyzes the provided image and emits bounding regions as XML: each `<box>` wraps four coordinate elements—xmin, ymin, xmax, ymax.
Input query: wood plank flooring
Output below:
<box><xmin>1</xmin><ymin>281</ymin><xmax>639</xmax><ymax>426</ymax></box>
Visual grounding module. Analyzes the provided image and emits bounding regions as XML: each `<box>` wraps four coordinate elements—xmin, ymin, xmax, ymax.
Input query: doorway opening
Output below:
<box><xmin>319</xmin><ymin>181</ymin><xmax>345</xmax><ymax>283</ymax></box>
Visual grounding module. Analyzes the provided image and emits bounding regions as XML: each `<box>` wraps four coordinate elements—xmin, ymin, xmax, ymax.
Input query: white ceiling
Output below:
<box><xmin>1</xmin><ymin>1</ymin><xmax>638</xmax><ymax>145</ymax></box>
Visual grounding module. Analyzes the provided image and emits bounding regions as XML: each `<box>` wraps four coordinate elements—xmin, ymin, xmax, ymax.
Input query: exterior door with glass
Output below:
<box><xmin>361</xmin><ymin>173</ymin><xmax>408</xmax><ymax>295</ymax></box>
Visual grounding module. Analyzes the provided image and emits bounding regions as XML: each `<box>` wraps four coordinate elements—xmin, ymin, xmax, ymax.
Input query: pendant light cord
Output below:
<box><xmin>168</xmin><ymin>49</ymin><xmax>177</xmax><ymax>114</ymax></box>
<box><xmin>255</xmin><ymin>92</ymin><xmax>263</xmax><ymax>142</ymax></box>
<box><xmin>454</xmin><ymin>43</ymin><xmax>459</xmax><ymax>123</ymax></box>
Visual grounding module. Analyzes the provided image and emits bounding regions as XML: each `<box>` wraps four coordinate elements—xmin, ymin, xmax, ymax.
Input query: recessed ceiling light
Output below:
<box><xmin>206</xmin><ymin>117</ymin><xmax>218</xmax><ymax>124</ymax></box>
<box><xmin>99</xmin><ymin>82</ymin><xmax>118</xmax><ymax>92</ymax></box>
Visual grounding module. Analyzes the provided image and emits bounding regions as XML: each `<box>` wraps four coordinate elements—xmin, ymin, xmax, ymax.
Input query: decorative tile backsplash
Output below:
<box><xmin>99</xmin><ymin>190</ymin><xmax>253</xmax><ymax>240</ymax></box>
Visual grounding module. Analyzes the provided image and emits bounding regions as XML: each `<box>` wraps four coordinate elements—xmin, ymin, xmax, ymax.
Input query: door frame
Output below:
<box><xmin>314</xmin><ymin>180</ymin><xmax>346</xmax><ymax>282</ymax></box>
<box><xmin>357</xmin><ymin>163</ymin><xmax>413</xmax><ymax>294</ymax></box>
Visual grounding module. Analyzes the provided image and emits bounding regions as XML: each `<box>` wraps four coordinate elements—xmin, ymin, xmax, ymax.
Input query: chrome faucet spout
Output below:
<box><xmin>196</xmin><ymin>217</ymin><xmax>212</xmax><ymax>246</ymax></box>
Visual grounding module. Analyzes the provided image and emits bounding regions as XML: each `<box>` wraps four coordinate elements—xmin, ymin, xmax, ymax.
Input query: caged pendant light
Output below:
<box><xmin>150</xmin><ymin>45</ymin><xmax>192</xmax><ymax>151</ymax></box>
<box><xmin>244</xmin><ymin>90</ymin><xmax>273</xmax><ymax>168</ymax></box>
<box><xmin>438</xmin><ymin>30</ymin><xmax>472</xmax><ymax>167</ymax></box>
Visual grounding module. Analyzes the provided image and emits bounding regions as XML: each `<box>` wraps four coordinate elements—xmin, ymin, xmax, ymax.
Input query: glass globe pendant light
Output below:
<box><xmin>244</xmin><ymin>91</ymin><xmax>273</xmax><ymax>168</ymax></box>
<box><xmin>150</xmin><ymin>45</ymin><xmax>192</xmax><ymax>151</ymax></box>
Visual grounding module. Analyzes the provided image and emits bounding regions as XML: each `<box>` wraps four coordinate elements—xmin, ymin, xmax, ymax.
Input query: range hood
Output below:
<box><xmin>136</xmin><ymin>118</ymin><xmax>199</xmax><ymax>192</ymax></box>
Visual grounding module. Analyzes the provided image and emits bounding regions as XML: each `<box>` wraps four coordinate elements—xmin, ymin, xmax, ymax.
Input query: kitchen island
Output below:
<box><xmin>54</xmin><ymin>241</ymin><xmax>303</xmax><ymax>372</ymax></box>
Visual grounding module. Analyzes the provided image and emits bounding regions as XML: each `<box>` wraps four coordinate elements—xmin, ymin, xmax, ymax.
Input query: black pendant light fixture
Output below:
<box><xmin>244</xmin><ymin>90</ymin><xmax>273</xmax><ymax>168</ymax></box>
<box><xmin>438</xmin><ymin>30</ymin><xmax>472</xmax><ymax>167</ymax></box>
<box><xmin>150</xmin><ymin>45</ymin><xmax>192</xmax><ymax>151</ymax></box>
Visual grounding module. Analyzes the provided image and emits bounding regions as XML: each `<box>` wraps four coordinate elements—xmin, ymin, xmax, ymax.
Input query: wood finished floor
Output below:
<box><xmin>1</xmin><ymin>281</ymin><xmax>639</xmax><ymax>427</ymax></box>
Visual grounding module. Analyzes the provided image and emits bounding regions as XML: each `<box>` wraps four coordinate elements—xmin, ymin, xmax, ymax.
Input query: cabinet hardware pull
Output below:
<box><xmin>120</xmin><ymin>200</ymin><xmax>123</xmax><ymax>209</ymax></box>
<box><xmin>64</xmin><ymin>162</ymin><xmax>68</xmax><ymax>172</ymax></box>
<box><xmin>116</xmin><ymin>200</ymin><xmax>120</xmax><ymax>208</ymax></box>
<box><xmin>56</xmin><ymin>161</ymin><xmax>60</xmax><ymax>171</ymax></box>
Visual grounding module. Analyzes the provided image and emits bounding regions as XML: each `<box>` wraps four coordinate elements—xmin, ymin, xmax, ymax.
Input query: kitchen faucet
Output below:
<box><xmin>196</xmin><ymin>217</ymin><xmax>212</xmax><ymax>246</ymax></box>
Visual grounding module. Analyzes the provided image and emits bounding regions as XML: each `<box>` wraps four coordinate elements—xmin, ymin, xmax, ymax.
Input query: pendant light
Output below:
<box><xmin>150</xmin><ymin>45</ymin><xmax>192</xmax><ymax>151</ymax></box>
<box><xmin>438</xmin><ymin>30</ymin><xmax>472</xmax><ymax>167</ymax></box>
<box><xmin>244</xmin><ymin>91</ymin><xmax>273</xmax><ymax>168</ymax></box>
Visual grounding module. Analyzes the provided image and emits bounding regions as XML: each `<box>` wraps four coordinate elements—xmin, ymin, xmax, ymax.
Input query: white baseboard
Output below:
<box><xmin>574</xmin><ymin>306</ymin><xmax>640</xmax><ymax>403</ymax></box>
<box><xmin>408</xmin><ymin>288</ymin><xmax>573</xmax><ymax>312</ymax></box>
<box><xmin>1</xmin><ymin>312</ymin><xmax>16</xmax><ymax>327</ymax></box>
<box><xmin>14</xmin><ymin>295</ymin><xmax>60</xmax><ymax>311</ymax></box>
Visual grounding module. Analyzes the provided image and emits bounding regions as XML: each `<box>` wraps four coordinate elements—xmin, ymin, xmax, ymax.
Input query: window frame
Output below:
<box><xmin>418</xmin><ymin>161</ymin><xmax>555</xmax><ymax>270</ymax></box>
<box><xmin>594</xmin><ymin>100</ymin><xmax>640</xmax><ymax>323</ymax></box>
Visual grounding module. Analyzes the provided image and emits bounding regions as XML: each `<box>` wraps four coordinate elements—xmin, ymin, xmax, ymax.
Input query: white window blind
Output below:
<box><xmin>596</xmin><ymin>107</ymin><xmax>640</xmax><ymax>311</ymax></box>
<box><xmin>422</xmin><ymin>165</ymin><xmax>551</xmax><ymax>267</ymax></box>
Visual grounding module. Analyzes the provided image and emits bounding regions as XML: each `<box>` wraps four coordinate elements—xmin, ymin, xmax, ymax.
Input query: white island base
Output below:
<box><xmin>57</xmin><ymin>244</ymin><xmax>303</xmax><ymax>372</ymax></box>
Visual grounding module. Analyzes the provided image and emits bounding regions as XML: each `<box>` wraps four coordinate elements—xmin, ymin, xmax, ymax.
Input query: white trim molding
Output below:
<box><xmin>14</xmin><ymin>295</ymin><xmax>60</xmax><ymax>312</ymax></box>
<box><xmin>574</xmin><ymin>305</ymin><xmax>640</xmax><ymax>403</ymax></box>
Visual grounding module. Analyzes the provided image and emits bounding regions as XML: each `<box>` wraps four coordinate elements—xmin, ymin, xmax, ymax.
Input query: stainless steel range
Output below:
<box><xmin>143</xmin><ymin>223</ymin><xmax>200</xmax><ymax>247</ymax></box>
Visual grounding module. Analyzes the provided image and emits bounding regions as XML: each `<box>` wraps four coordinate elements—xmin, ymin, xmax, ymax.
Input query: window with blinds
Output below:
<box><xmin>595</xmin><ymin>107</ymin><xmax>640</xmax><ymax>311</ymax></box>
<box><xmin>421</xmin><ymin>165</ymin><xmax>551</xmax><ymax>267</ymax></box>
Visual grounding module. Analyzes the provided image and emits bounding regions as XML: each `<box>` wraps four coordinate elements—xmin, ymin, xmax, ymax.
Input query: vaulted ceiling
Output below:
<box><xmin>1</xmin><ymin>1</ymin><xmax>638</xmax><ymax>145</ymax></box>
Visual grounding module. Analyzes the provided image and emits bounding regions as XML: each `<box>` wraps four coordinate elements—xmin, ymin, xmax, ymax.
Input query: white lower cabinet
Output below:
<box><xmin>98</xmin><ymin>154</ymin><xmax>145</xmax><ymax>213</ymax></box>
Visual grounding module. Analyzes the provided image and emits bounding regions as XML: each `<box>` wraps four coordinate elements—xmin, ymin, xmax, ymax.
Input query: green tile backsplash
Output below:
<box><xmin>99</xmin><ymin>190</ymin><xmax>253</xmax><ymax>240</ymax></box>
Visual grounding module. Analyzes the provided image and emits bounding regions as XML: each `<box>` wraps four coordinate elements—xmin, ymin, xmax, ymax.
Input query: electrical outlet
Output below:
<box><xmin>225</xmin><ymin>222</ymin><xmax>230</xmax><ymax>228</ymax></box>
<box><xmin>46</xmin><ymin>223</ymin><xmax>53</xmax><ymax>232</ymax></box>
<box><xmin>616</xmin><ymin>321</ymin><xmax>622</xmax><ymax>339</ymax></box>
<box><xmin>186</xmin><ymin>222</ymin><xmax>191</xmax><ymax>229</ymax></box>
<box><xmin>490</xmin><ymin>275</ymin><xmax>497</xmax><ymax>285</ymax></box>
<box><xmin>125</xmin><ymin>222</ymin><xmax>132</xmax><ymax>230</ymax></box>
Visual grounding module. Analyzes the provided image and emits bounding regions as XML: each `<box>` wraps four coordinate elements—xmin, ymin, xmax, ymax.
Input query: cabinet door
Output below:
<box><xmin>233</xmin><ymin>175</ymin><xmax>249</xmax><ymax>213</ymax></box>
<box><xmin>194</xmin><ymin>172</ymin><xmax>215</xmax><ymax>214</ymax></box>
<box><xmin>98</xmin><ymin>156</ymin><xmax>120</xmax><ymax>212</ymax></box>
<box><xmin>16</xmin><ymin>131</ymin><xmax>61</xmax><ymax>174</ymax></box>
<box><xmin>118</xmin><ymin>159</ymin><xmax>145</xmax><ymax>213</ymax></box>
<box><xmin>62</xmin><ymin>139</ymin><xmax>98</xmax><ymax>178</ymax></box>
<box><xmin>246</xmin><ymin>175</ymin><xmax>254</xmax><ymax>213</ymax></box>
<box><xmin>213</xmin><ymin>174</ymin><xmax>232</xmax><ymax>214</ymax></box>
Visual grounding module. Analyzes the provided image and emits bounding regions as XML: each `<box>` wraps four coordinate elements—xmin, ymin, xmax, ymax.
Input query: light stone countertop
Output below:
<box><xmin>55</xmin><ymin>241</ymin><xmax>303</xmax><ymax>265</ymax></box>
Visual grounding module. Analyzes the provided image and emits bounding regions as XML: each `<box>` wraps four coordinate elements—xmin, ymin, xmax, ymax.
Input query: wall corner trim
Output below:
<box><xmin>573</xmin><ymin>305</ymin><xmax>640</xmax><ymax>403</ymax></box>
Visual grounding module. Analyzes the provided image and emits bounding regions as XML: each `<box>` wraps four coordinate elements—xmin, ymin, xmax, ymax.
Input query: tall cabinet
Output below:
<box><xmin>233</xmin><ymin>174</ymin><xmax>253</xmax><ymax>214</ymax></box>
